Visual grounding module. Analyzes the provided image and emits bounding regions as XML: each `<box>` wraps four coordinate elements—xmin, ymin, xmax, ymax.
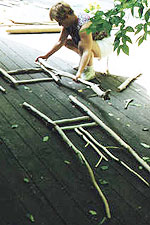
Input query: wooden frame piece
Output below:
<box><xmin>22</xmin><ymin>101</ymin><xmax>111</xmax><ymax>219</ymax></box>
<box><xmin>69</xmin><ymin>95</ymin><xmax>150</xmax><ymax>174</ymax></box>
<box><xmin>0</xmin><ymin>67</ymin><xmax>54</xmax><ymax>88</ymax></box>
<box><xmin>117</xmin><ymin>73</ymin><xmax>142</xmax><ymax>92</ymax></box>
<box><xmin>22</xmin><ymin>98</ymin><xmax>150</xmax><ymax>219</ymax></box>
<box><xmin>36</xmin><ymin>58</ymin><xmax>111</xmax><ymax>100</ymax></box>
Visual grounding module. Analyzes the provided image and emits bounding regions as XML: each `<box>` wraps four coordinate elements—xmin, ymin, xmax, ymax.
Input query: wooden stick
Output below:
<box><xmin>61</xmin><ymin>122</ymin><xmax>97</xmax><ymax>130</ymax></box>
<box><xmin>0</xmin><ymin>85</ymin><xmax>6</xmax><ymax>93</ymax></box>
<box><xmin>69</xmin><ymin>95</ymin><xmax>150</xmax><ymax>173</ymax></box>
<box><xmin>79</xmin><ymin>127</ymin><xmax>149</xmax><ymax>186</ymax></box>
<box><xmin>37</xmin><ymin>59</ymin><xmax>111</xmax><ymax>100</ymax></box>
<box><xmin>54</xmin><ymin>116</ymin><xmax>90</xmax><ymax>124</ymax></box>
<box><xmin>124</xmin><ymin>98</ymin><xmax>134</xmax><ymax>109</ymax></box>
<box><xmin>74</xmin><ymin>128</ymin><xmax>108</xmax><ymax>161</ymax></box>
<box><xmin>117</xmin><ymin>73</ymin><xmax>142</xmax><ymax>92</ymax></box>
<box><xmin>6</xmin><ymin>25</ymin><xmax>61</xmax><ymax>34</ymax></box>
<box><xmin>8</xmin><ymin>68</ymin><xmax>43</xmax><ymax>75</ymax></box>
<box><xmin>0</xmin><ymin>68</ymin><xmax>17</xmax><ymax>86</ymax></box>
<box><xmin>9</xmin><ymin>19</ymin><xmax>57</xmax><ymax>26</ymax></box>
<box><xmin>22</xmin><ymin>101</ymin><xmax>111</xmax><ymax>219</ymax></box>
<box><xmin>15</xmin><ymin>77</ymin><xmax>53</xmax><ymax>85</ymax></box>
<box><xmin>35</xmin><ymin>61</ymin><xmax>60</xmax><ymax>83</ymax></box>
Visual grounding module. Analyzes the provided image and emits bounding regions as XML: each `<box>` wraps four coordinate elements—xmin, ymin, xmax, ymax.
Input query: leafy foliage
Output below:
<box><xmin>85</xmin><ymin>0</ymin><xmax>150</xmax><ymax>55</ymax></box>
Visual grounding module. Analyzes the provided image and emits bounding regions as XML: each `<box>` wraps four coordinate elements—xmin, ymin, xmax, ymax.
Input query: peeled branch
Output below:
<box><xmin>22</xmin><ymin>101</ymin><xmax>111</xmax><ymax>219</ymax></box>
<box><xmin>69</xmin><ymin>95</ymin><xmax>150</xmax><ymax>173</ymax></box>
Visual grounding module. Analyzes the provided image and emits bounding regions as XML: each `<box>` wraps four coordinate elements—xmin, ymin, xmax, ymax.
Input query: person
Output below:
<box><xmin>35</xmin><ymin>1</ymin><xmax>114</xmax><ymax>81</ymax></box>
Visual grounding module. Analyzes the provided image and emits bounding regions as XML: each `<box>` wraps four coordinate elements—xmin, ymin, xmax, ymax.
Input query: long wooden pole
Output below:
<box><xmin>69</xmin><ymin>95</ymin><xmax>150</xmax><ymax>173</ymax></box>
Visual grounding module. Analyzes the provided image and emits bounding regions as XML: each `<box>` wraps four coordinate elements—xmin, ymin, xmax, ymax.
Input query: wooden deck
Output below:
<box><xmin>0</xmin><ymin>34</ymin><xmax>150</xmax><ymax>225</ymax></box>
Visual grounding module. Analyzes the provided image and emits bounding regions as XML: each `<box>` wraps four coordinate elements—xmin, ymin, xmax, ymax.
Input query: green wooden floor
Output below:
<box><xmin>0</xmin><ymin>34</ymin><xmax>150</xmax><ymax>225</ymax></box>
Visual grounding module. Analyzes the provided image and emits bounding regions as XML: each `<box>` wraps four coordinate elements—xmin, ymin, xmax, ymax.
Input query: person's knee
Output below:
<box><xmin>64</xmin><ymin>39</ymin><xmax>73</xmax><ymax>48</ymax></box>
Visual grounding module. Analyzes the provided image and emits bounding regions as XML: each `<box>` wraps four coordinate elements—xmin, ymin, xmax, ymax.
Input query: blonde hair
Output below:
<box><xmin>49</xmin><ymin>1</ymin><xmax>74</xmax><ymax>21</ymax></box>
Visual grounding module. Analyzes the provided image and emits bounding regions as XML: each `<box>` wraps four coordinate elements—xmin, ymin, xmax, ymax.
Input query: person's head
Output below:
<box><xmin>49</xmin><ymin>1</ymin><xmax>74</xmax><ymax>26</ymax></box>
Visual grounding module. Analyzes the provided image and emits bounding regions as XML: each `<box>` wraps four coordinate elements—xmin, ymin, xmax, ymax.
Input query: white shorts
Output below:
<box><xmin>96</xmin><ymin>36</ymin><xmax>114</xmax><ymax>58</ymax></box>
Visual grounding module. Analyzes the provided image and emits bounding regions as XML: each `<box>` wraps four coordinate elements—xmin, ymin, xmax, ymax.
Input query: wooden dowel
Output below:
<box><xmin>61</xmin><ymin>122</ymin><xmax>97</xmax><ymax>130</ymax></box>
<box><xmin>54</xmin><ymin>116</ymin><xmax>90</xmax><ymax>124</ymax></box>
<box><xmin>69</xmin><ymin>95</ymin><xmax>150</xmax><ymax>173</ymax></box>
<box><xmin>117</xmin><ymin>73</ymin><xmax>142</xmax><ymax>92</ymax></box>
<box><xmin>75</xmin><ymin>128</ymin><xmax>108</xmax><ymax>161</ymax></box>
<box><xmin>9</xmin><ymin>20</ymin><xmax>57</xmax><ymax>25</ymax></box>
<box><xmin>0</xmin><ymin>68</ymin><xmax>17</xmax><ymax>85</ymax></box>
<box><xmin>6</xmin><ymin>25</ymin><xmax>61</xmax><ymax>34</ymax></box>
<box><xmin>36</xmin><ymin>61</ymin><xmax>60</xmax><ymax>83</ymax></box>
<box><xmin>16</xmin><ymin>77</ymin><xmax>53</xmax><ymax>85</ymax></box>
<box><xmin>8</xmin><ymin>68</ymin><xmax>43</xmax><ymax>75</ymax></box>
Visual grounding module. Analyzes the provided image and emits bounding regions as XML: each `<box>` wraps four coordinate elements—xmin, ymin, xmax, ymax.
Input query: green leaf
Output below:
<box><xmin>99</xmin><ymin>179</ymin><xmax>109</xmax><ymax>185</ymax></box>
<box><xmin>138</xmin><ymin>4</ymin><xmax>144</xmax><ymax>18</ymax></box>
<box><xmin>142</xmin><ymin>156</ymin><xmax>150</xmax><ymax>162</ymax></box>
<box><xmin>26</xmin><ymin>213</ymin><xmax>35</xmax><ymax>222</ymax></box>
<box><xmin>126</xmin><ymin>26</ymin><xmax>134</xmax><ymax>32</ymax></box>
<box><xmin>135</xmin><ymin>23</ymin><xmax>143</xmax><ymax>34</ymax></box>
<box><xmin>24</xmin><ymin>177</ymin><xmax>30</xmax><ymax>183</ymax></box>
<box><xmin>114</xmin><ymin>39</ymin><xmax>120</xmax><ymax>51</ymax></box>
<box><xmin>139</xmin><ymin>166</ymin><xmax>143</xmax><ymax>170</ymax></box>
<box><xmin>117</xmin><ymin>45</ymin><xmax>121</xmax><ymax>55</ymax></box>
<box><xmin>89</xmin><ymin>210</ymin><xmax>97</xmax><ymax>216</ymax></box>
<box><xmin>100</xmin><ymin>165</ymin><xmax>109</xmax><ymax>170</ymax></box>
<box><xmin>144</xmin><ymin>9</ymin><xmax>150</xmax><ymax>22</ymax></box>
<box><xmin>143</xmin><ymin>0</ymin><xmax>148</xmax><ymax>7</ymax></box>
<box><xmin>144</xmin><ymin>23</ymin><xmax>147</xmax><ymax>32</ymax></box>
<box><xmin>64</xmin><ymin>160</ymin><xmax>71</xmax><ymax>165</ymax></box>
<box><xmin>11</xmin><ymin>124</ymin><xmax>18</xmax><ymax>129</ymax></box>
<box><xmin>42</xmin><ymin>136</ymin><xmax>49</xmax><ymax>142</ymax></box>
<box><xmin>121</xmin><ymin>44</ymin><xmax>129</xmax><ymax>55</ymax></box>
<box><xmin>125</xmin><ymin>35</ymin><xmax>132</xmax><ymax>43</ymax></box>
<box><xmin>138</xmin><ymin>36</ymin><xmax>144</xmax><ymax>46</ymax></box>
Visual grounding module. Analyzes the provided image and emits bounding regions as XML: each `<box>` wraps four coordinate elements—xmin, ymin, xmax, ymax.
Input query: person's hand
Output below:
<box><xmin>73</xmin><ymin>72</ymin><xmax>81</xmax><ymax>82</ymax></box>
<box><xmin>35</xmin><ymin>55</ymin><xmax>48</xmax><ymax>62</ymax></box>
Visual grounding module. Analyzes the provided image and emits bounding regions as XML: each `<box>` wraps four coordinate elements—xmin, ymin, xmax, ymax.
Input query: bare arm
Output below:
<box><xmin>35</xmin><ymin>27</ymin><xmax>69</xmax><ymax>61</ymax></box>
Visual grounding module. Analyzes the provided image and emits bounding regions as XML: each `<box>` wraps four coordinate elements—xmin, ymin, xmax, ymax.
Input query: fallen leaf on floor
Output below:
<box><xmin>42</xmin><ymin>136</ymin><xmax>49</xmax><ymax>142</ymax></box>
<box><xmin>108</xmin><ymin>113</ymin><xmax>113</xmax><ymax>116</ymax></box>
<box><xmin>142</xmin><ymin>156</ymin><xmax>150</xmax><ymax>162</ymax></box>
<box><xmin>24</xmin><ymin>177</ymin><xmax>30</xmax><ymax>183</ymax></box>
<box><xmin>99</xmin><ymin>179</ymin><xmax>109</xmax><ymax>185</ymax></box>
<box><xmin>26</xmin><ymin>213</ymin><xmax>35</xmax><ymax>222</ymax></box>
<box><xmin>89</xmin><ymin>210</ymin><xmax>97</xmax><ymax>216</ymax></box>
<box><xmin>64</xmin><ymin>160</ymin><xmax>71</xmax><ymax>165</ymax></box>
<box><xmin>100</xmin><ymin>165</ymin><xmax>109</xmax><ymax>171</ymax></box>
<box><xmin>11</xmin><ymin>124</ymin><xmax>18</xmax><ymax>129</ymax></box>
<box><xmin>138</xmin><ymin>166</ymin><xmax>143</xmax><ymax>170</ymax></box>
